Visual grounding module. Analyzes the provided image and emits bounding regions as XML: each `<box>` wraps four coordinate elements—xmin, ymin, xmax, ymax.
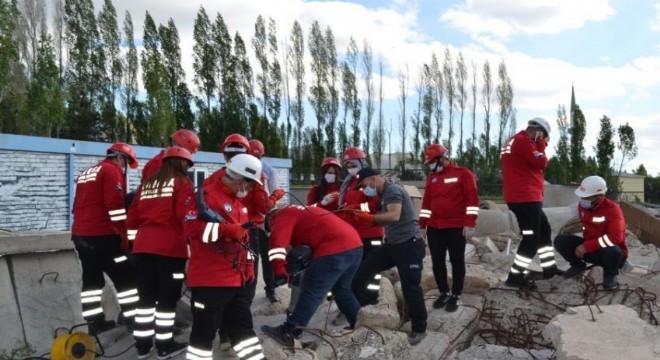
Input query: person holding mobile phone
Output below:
<box><xmin>500</xmin><ymin>117</ymin><xmax>563</xmax><ymax>290</ymax></box>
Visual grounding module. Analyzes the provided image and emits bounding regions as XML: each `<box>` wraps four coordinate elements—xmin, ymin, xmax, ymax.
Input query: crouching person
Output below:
<box><xmin>554</xmin><ymin>176</ymin><xmax>627</xmax><ymax>290</ymax></box>
<box><xmin>183</xmin><ymin>154</ymin><xmax>266</xmax><ymax>360</ymax></box>
<box><xmin>261</xmin><ymin>205</ymin><xmax>363</xmax><ymax>347</ymax></box>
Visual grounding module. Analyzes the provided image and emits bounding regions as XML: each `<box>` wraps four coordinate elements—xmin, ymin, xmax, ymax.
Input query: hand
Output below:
<box><xmin>271</xmin><ymin>189</ymin><xmax>285</xmax><ymax>201</ymax></box>
<box><xmin>463</xmin><ymin>227</ymin><xmax>476</xmax><ymax>239</ymax></box>
<box><xmin>352</xmin><ymin>210</ymin><xmax>374</xmax><ymax>225</ymax></box>
<box><xmin>321</xmin><ymin>192</ymin><xmax>338</xmax><ymax>206</ymax></box>
<box><xmin>219</xmin><ymin>223</ymin><xmax>248</xmax><ymax>241</ymax></box>
<box><xmin>575</xmin><ymin>244</ymin><xmax>586</xmax><ymax>258</ymax></box>
<box><xmin>271</xmin><ymin>259</ymin><xmax>290</xmax><ymax>284</ymax></box>
<box><xmin>245</xmin><ymin>261</ymin><xmax>256</xmax><ymax>283</ymax></box>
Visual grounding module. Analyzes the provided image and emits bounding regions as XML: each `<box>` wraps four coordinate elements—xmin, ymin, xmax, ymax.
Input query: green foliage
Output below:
<box><xmin>496</xmin><ymin>59</ymin><xmax>513</xmax><ymax>153</ymax></box>
<box><xmin>553</xmin><ymin>105</ymin><xmax>570</xmax><ymax>184</ymax></box>
<box><xmin>443</xmin><ymin>47</ymin><xmax>455</xmax><ymax>155</ymax></box>
<box><xmin>192</xmin><ymin>6</ymin><xmax>216</xmax><ymax>111</ymax></box>
<box><xmin>121</xmin><ymin>10</ymin><xmax>138</xmax><ymax>143</ymax></box>
<box><xmin>569</xmin><ymin>104</ymin><xmax>587</xmax><ymax>182</ymax></box>
<box><xmin>595</xmin><ymin>115</ymin><xmax>615</xmax><ymax>182</ymax></box>
<box><xmin>634</xmin><ymin>164</ymin><xmax>647</xmax><ymax>176</ymax></box>
<box><xmin>0</xmin><ymin>0</ymin><xmax>19</xmax><ymax>115</ymax></box>
<box><xmin>455</xmin><ymin>52</ymin><xmax>467</xmax><ymax>157</ymax></box>
<box><xmin>481</xmin><ymin>60</ymin><xmax>492</xmax><ymax>167</ymax></box>
<box><xmin>0</xmin><ymin>340</ymin><xmax>35</xmax><ymax>360</ymax></box>
<box><xmin>616</xmin><ymin>122</ymin><xmax>638</xmax><ymax>176</ymax></box>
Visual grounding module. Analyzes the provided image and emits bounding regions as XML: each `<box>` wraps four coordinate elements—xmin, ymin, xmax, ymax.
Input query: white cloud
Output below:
<box><xmin>440</xmin><ymin>0</ymin><xmax>615</xmax><ymax>39</ymax></box>
<box><xmin>650</xmin><ymin>3</ymin><xmax>660</xmax><ymax>31</ymax></box>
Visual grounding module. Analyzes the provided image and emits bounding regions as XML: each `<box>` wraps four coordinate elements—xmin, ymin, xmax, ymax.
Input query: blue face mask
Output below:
<box><xmin>579</xmin><ymin>199</ymin><xmax>593</xmax><ymax>209</ymax></box>
<box><xmin>363</xmin><ymin>185</ymin><xmax>378</xmax><ymax>197</ymax></box>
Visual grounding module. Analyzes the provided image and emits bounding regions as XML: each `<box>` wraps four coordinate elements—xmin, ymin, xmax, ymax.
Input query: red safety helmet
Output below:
<box><xmin>321</xmin><ymin>157</ymin><xmax>341</xmax><ymax>170</ymax></box>
<box><xmin>343</xmin><ymin>146</ymin><xmax>366</xmax><ymax>161</ymax></box>
<box><xmin>171</xmin><ymin>129</ymin><xmax>200</xmax><ymax>153</ymax></box>
<box><xmin>163</xmin><ymin>146</ymin><xmax>194</xmax><ymax>166</ymax></box>
<box><xmin>107</xmin><ymin>142</ymin><xmax>138</xmax><ymax>169</ymax></box>
<box><xmin>423</xmin><ymin>144</ymin><xmax>448</xmax><ymax>164</ymax></box>
<box><xmin>248</xmin><ymin>139</ymin><xmax>265</xmax><ymax>158</ymax></box>
<box><xmin>220</xmin><ymin>133</ymin><xmax>250</xmax><ymax>154</ymax></box>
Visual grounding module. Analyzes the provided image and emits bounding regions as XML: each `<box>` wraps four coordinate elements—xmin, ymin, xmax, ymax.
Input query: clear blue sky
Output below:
<box><xmin>92</xmin><ymin>0</ymin><xmax>660</xmax><ymax>175</ymax></box>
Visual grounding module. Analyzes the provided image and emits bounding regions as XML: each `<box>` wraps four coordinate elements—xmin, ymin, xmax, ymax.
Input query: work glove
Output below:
<box><xmin>352</xmin><ymin>210</ymin><xmax>374</xmax><ymax>225</ymax></box>
<box><xmin>271</xmin><ymin>189</ymin><xmax>285</xmax><ymax>201</ymax></box>
<box><xmin>321</xmin><ymin>192</ymin><xmax>339</xmax><ymax>206</ymax></box>
<box><xmin>219</xmin><ymin>223</ymin><xmax>248</xmax><ymax>241</ymax></box>
<box><xmin>272</xmin><ymin>259</ymin><xmax>290</xmax><ymax>285</ymax></box>
<box><xmin>462</xmin><ymin>226</ymin><xmax>476</xmax><ymax>239</ymax></box>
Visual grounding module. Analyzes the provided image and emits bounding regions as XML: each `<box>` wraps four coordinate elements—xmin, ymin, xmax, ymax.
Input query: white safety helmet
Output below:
<box><xmin>527</xmin><ymin>117</ymin><xmax>551</xmax><ymax>138</ymax></box>
<box><xmin>226</xmin><ymin>154</ymin><xmax>263</xmax><ymax>185</ymax></box>
<box><xmin>574</xmin><ymin>176</ymin><xmax>607</xmax><ymax>198</ymax></box>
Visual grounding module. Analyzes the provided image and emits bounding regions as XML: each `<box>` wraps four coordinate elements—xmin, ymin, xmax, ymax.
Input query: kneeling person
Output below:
<box><xmin>554</xmin><ymin>175</ymin><xmax>627</xmax><ymax>289</ymax></box>
<box><xmin>261</xmin><ymin>205</ymin><xmax>363</xmax><ymax>347</ymax></box>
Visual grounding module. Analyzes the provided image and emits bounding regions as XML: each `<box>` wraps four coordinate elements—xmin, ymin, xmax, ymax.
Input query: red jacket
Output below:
<box><xmin>339</xmin><ymin>177</ymin><xmax>384</xmax><ymax>239</ymax></box>
<box><xmin>419</xmin><ymin>163</ymin><xmax>479</xmax><ymax>229</ymax></box>
<box><xmin>127</xmin><ymin>176</ymin><xmax>193</xmax><ymax>258</ymax></box>
<box><xmin>501</xmin><ymin>130</ymin><xmax>548</xmax><ymax>203</ymax></box>
<box><xmin>185</xmin><ymin>169</ymin><xmax>253</xmax><ymax>287</ymax></box>
<box><xmin>306</xmin><ymin>182</ymin><xmax>341</xmax><ymax>211</ymax></box>
<box><xmin>142</xmin><ymin>150</ymin><xmax>165</xmax><ymax>181</ymax></box>
<box><xmin>71</xmin><ymin>159</ymin><xmax>128</xmax><ymax>241</ymax></box>
<box><xmin>204</xmin><ymin>169</ymin><xmax>274</xmax><ymax>225</ymax></box>
<box><xmin>579</xmin><ymin>198</ymin><xmax>628</xmax><ymax>258</ymax></box>
<box><xmin>268</xmin><ymin>205</ymin><xmax>363</xmax><ymax>263</ymax></box>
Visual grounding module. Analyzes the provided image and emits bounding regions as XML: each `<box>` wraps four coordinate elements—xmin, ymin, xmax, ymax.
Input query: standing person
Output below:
<box><xmin>127</xmin><ymin>146</ymin><xmax>194</xmax><ymax>359</ymax></box>
<box><xmin>419</xmin><ymin>144</ymin><xmax>479</xmax><ymax>312</ymax></box>
<box><xmin>183</xmin><ymin>154</ymin><xmax>266</xmax><ymax>360</ymax></box>
<box><xmin>248</xmin><ymin>139</ymin><xmax>283</xmax><ymax>303</ymax></box>
<box><xmin>350</xmin><ymin>168</ymin><xmax>428</xmax><ymax>346</ymax></box>
<box><xmin>142</xmin><ymin>129</ymin><xmax>200</xmax><ymax>180</ymax></box>
<box><xmin>71</xmin><ymin>143</ymin><xmax>140</xmax><ymax>333</ymax></box>
<box><xmin>338</xmin><ymin>147</ymin><xmax>384</xmax><ymax>297</ymax></box>
<box><xmin>501</xmin><ymin>117</ymin><xmax>562</xmax><ymax>290</ymax></box>
<box><xmin>261</xmin><ymin>205</ymin><xmax>363</xmax><ymax>347</ymax></box>
<box><xmin>307</xmin><ymin>157</ymin><xmax>342</xmax><ymax>211</ymax></box>
<box><xmin>554</xmin><ymin>176</ymin><xmax>627</xmax><ymax>289</ymax></box>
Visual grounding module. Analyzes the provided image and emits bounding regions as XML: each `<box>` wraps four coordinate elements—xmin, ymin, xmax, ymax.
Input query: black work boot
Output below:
<box><xmin>603</xmin><ymin>275</ymin><xmax>619</xmax><ymax>290</ymax></box>
<box><xmin>562</xmin><ymin>264</ymin><xmax>586</xmax><ymax>279</ymax></box>
<box><xmin>542</xmin><ymin>265</ymin><xmax>564</xmax><ymax>279</ymax></box>
<box><xmin>432</xmin><ymin>292</ymin><xmax>450</xmax><ymax>309</ymax></box>
<box><xmin>261</xmin><ymin>324</ymin><xmax>295</xmax><ymax>347</ymax></box>
<box><xmin>505</xmin><ymin>273</ymin><xmax>537</xmax><ymax>290</ymax></box>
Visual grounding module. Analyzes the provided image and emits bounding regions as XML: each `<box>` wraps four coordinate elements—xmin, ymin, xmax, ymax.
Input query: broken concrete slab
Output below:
<box><xmin>544</xmin><ymin>305</ymin><xmax>660</xmax><ymax>360</ymax></box>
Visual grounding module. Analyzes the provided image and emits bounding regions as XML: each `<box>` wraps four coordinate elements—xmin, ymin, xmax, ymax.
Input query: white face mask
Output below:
<box><xmin>347</xmin><ymin>168</ymin><xmax>359</xmax><ymax>176</ymax></box>
<box><xmin>324</xmin><ymin>173</ymin><xmax>336</xmax><ymax>183</ymax></box>
<box><xmin>236</xmin><ymin>182</ymin><xmax>248</xmax><ymax>198</ymax></box>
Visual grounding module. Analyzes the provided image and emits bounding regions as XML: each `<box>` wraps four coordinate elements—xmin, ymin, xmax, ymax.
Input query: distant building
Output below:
<box><xmin>616</xmin><ymin>172</ymin><xmax>645</xmax><ymax>202</ymax></box>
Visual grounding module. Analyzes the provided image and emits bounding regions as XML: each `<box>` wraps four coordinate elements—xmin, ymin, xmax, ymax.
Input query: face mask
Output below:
<box><xmin>236</xmin><ymin>182</ymin><xmax>248</xmax><ymax>198</ymax></box>
<box><xmin>579</xmin><ymin>199</ymin><xmax>592</xmax><ymax>209</ymax></box>
<box><xmin>347</xmin><ymin>168</ymin><xmax>359</xmax><ymax>176</ymax></box>
<box><xmin>324</xmin><ymin>173</ymin><xmax>336</xmax><ymax>183</ymax></box>
<box><xmin>363</xmin><ymin>185</ymin><xmax>378</xmax><ymax>197</ymax></box>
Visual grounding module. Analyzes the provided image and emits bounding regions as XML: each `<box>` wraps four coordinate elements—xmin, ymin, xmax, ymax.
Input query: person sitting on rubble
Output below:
<box><xmin>261</xmin><ymin>205</ymin><xmax>363</xmax><ymax>348</ymax></box>
<box><xmin>553</xmin><ymin>175</ymin><xmax>628</xmax><ymax>290</ymax></box>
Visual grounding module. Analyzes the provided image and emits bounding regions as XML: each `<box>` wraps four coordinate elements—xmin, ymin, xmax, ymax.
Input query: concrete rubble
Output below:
<box><xmin>4</xmin><ymin>204</ymin><xmax>660</xmax><ymax>360</ymax></box>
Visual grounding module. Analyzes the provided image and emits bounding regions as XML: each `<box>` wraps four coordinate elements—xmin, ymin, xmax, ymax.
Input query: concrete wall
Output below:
<box><xmin>0</xmin><ymin>232</ymin><xmax>83</xmax><ymax>354</ymax></box>
<box><xmin>0</xmin><ymin>134</ymin><xmax>292</xmax><ymax>231</ymax></box>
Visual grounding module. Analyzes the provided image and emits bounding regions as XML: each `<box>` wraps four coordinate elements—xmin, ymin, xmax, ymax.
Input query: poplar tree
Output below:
<box><xmin>455</xmin><ymin>52</ymin><xmax>467</xmax><ymax>157</ymax></box>
<box><xmin>362</xmin><ymin>39</ymin><xmax>374</xmax><ymax>165</ymax></box>
<box><xmin>481</xmin><ymin>60</ymin><xmax>493</xmax><ymax>166</ymax></box>
<box><xmin>325</xmin><ymin>26</ymin><xmax>338</xmax><ymax>157</ymax></box>
<box><xmin>496</xmin><ymin>59</ymin><xmax>513</xmax><ymax>152</ymax></box>
<box><xmin>595</xmin><ymin>115</ymin><xmax>615</xmax><ymax>182</ymax></box>
<box><xmin>192</xmin><ymin>6</ymin><xmax>215</xmax><ymax>113</ymax></box>
<box><xmin>569</xmin><ymin>104</ymin><xmax>586</xmax><ymax>182</ymax></box>
<box><xmin>341</xmin><ymin>37</ymin><xmax>360</xmax><ymax>150</ymax></box>
<box><xmin>288</xmin><ymin>21</ymin><xmax>305</xmax><ymax>170</ymax></box>
<box><xmin>121</xmin><ymin>10</ymin><xmax>138</xmax><ymax>143</ymax></box>
<box><xmin>308</xmin><ymin>20</ymin><xmax>327</xmax><ymax>165</ymax></box>
<box><xmin>98</xmin><ymin>0</ymin><xmax>121</xmax><ymax>140</ymax></box>
<box><xmin>443</xmin><ymin>48</ymin><xmax>455</xmax><ymax>154</ymax></box>
<box><xmin>430</xmin><ymin>53</ymin><xmax>443</xmax><ymax>144</ymax></box>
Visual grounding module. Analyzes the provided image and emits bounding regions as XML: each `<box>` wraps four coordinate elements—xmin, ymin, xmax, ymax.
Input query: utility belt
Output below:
<box><xmin>380</xmin><ymin>236</ymin><xmax>421</xmax><ymax>246</ymax></box>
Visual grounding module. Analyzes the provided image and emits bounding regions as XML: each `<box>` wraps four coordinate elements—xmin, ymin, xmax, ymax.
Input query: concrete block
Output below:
<box><xmin>12</xmin><ymin>250</ymin><xmax>84</xmax><ymax>353</ymax></box>
<box><xmin>0</xmin><ymin>257</ymin><xmax>25</xmax><ymax>352</ymax></box>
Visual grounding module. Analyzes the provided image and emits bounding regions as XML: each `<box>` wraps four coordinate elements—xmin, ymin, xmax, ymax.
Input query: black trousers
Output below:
<box><xmin>257</xmin><ymin>228</ymin><xmax>276</xmax><ymax>293</ymax></box>
<box><xmin>72</xmin><ymin>235</ymin><xmax>138</xmax><ymax>323</ymax></box>
<box><xmin>188</xmin><ymin>286</ymin><xmax>263</xmax><ymax>360</ymax></box>
<box><xmin>507</xmin><ymin>202</ymin><xmax>552</xmax><ymax>273</ymax></box>
<box><xmin>427</xmin><ymin>227</ymin><xmax>466</xmax><ymax>295</ymax></box>
<box><xmin>133</xmin><ymin>253</ymin><xmax>186</xmax><ymax>351</ymax></box>
<box><xmin>352</xmin><ymin>238</ymin><xmax>428</xmax><ymax>333</ymax></box>
<box><xmin>554</xmin><ymin>234</ymin><xmax>626</xmax><ymax>276</ymax></box>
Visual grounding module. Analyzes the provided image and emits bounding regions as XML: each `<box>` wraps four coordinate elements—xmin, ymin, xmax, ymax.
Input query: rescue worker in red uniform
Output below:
<box><xmin>249</xmin><ymin>139</ymin><xmax>284</xmax><ymax>303</ymax></box>
<box><xmin>337</xmin><ymin>147</ymin><xmax>383</xmax><ymax>309</ymax></box>
<box><xmin>554</xmin><ymin>176</ymin><xmax>627</xmax><ymax>289</ymax></box>
<box><xmin>183</xmin><ymin>154</ymin><xmax>266</xmax><ymax>360</ymax></box>
<box><xmin>261</xmin><ymin>205</ymin><xmax>363</xmax><ymax>347</ymax></box>
<box><xmin>501</xmin><ymin>118</ymin><xmax>562</xmax><ymax>290</ymax></box>
<box><xmin>307</xmin><ymin>157</ymin><xmax>342</xmax><ymax>211</ymax></box>
<box><xmin>127</xmin><ymin>146</ymin><xmax>194</xmax><ymax>359</ymax></box>
<box><xmin>141</xmin><ymin>129</ymin><xmax>200</xmax><ymax>181</ymax></box>
<box><xmin>71</xmin><ymin>142</ymin><xmax>140</xmax><ymax>333</ymax></box>
<box><xmin>419</xmin><ymin>144</ymin><xmax>479</xmax><ymax>312</ymax></box>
